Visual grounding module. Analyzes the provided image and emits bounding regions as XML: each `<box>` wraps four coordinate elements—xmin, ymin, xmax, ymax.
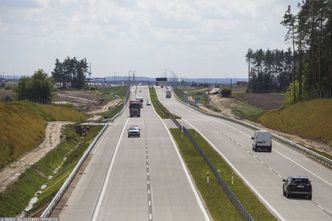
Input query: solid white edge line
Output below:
<box><xmin>91</xmin><ymin>118</ymin><xmax>129</xmax><ymax>221</ymax></box>
<box><xmin>182</xmin><ymin>119</ymin><xmax>286</xmax><ymax>221</ymax></box>
<box><xmin>149</xmin><ymin>86</ymin><xmax>211</xmax><ymax>221</ymax></box>
<box><xmin>172</xmin><ymin>90</ymin><xmax>332</xmax><ymax>187</ymax></box>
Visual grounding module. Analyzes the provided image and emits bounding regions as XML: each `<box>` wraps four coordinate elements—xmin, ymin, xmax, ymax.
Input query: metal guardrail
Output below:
<box><xmin>173</xmin><ymin>91</ymin><xmax>332</xmax><ymax>169</ymax></box>
<box><xmin>170</xmin><ymin>117</ymin><xmax>254</xmax><ymax>221</ymax></box>
<box><xmin>41</xmin><ymin>89</ymin><xmax>130</xmax><ymax>217</ymax></box>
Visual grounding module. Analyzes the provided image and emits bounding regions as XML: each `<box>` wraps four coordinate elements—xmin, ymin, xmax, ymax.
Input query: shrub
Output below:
<box><xmin>221</xmin><ymin>87</ymin><xmax>232</xmax><ymax>97</ymax></box>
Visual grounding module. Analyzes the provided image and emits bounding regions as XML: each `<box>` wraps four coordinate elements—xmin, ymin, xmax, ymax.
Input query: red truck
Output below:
<box><xmin>129</xmin><ymin>100</ymin><xmax>141</xmax><ymax>117</ymax></box>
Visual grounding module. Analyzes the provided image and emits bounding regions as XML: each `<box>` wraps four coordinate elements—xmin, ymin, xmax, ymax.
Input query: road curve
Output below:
<box><xmin>156</xmin><ymin>86</ymin><xmax>332</xmax><ymax>221</ymax></box>
<box><xmin>59</xmin><ymin>86</ymin><xmax>209</xmax><ymax>221</ymax></box>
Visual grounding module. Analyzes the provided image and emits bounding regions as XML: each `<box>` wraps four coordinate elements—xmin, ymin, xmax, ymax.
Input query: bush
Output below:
<box><xmin>221</xmin><ymin>87</ymin><xmax>232</xmax><ymax>97</ymax></box>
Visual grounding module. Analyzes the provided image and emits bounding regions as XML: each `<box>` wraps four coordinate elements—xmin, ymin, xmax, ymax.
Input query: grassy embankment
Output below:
<box><xmin>231</xmin><ymin>105</ymin><xmax>265</xmax><ymax>122</ymax></box>
<box><xmin>149</xmin><ymin>87</ymin><xmax>180</xmax><ymax>119</ymax></box>
<box><xmin>0</xmin><ymin>101</ymin><xmax>86</xmax><ymax>169</ymax></box>
<box><xmin>171</xmin><ymin>128</ymin><xmax>277</xmax><ymax>221</ymax></box>
<box><xmin>0</xmin><ymin>125</ymin><xmax>102</xmax><ymax>216</ymax></box>
<box><xmin>259</xmin><ymin>99</ymin><xmax>332</xmax><ymax>155</ymax></box>
<box><xmin>99</xmin><ymin>86</ymin><xmax>128</xmax><ymax>119</ymax></box>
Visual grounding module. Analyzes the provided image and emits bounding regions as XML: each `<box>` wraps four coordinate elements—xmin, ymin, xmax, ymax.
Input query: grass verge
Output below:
<box><xmin>0</xmin><ymin>125</ymin><xmax>102</xmax><ymax>217</ymax></box>
<box><xmin>170</xmin><ymin>128</ymin><xmax>277</xmax><ymax>221</ymax></box>
<box><xmin>149</xmin><ymin>87</ymin><xmax>180</xmax><ymax>119</ymax></box>
<box><xmin>101</xmin><ymin>103</ymin><xmax>124</xmax><ymax>119</ymax></box>
<box><xmin>232</xmin><ymin>104</ymin><xmax>265</xmax><ymax>121</ymax></box>
<box><xmin>98</xmin><ymin>86</ymin><xmax>128</xmax><ymax>102</ymax></box>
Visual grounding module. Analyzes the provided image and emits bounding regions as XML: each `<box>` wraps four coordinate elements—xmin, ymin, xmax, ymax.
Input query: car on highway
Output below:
<box><xmin>252</xmin><ymin>130</ymin><xmax>272</xmax><ymax>152</ymax></box>
<box><xmin>127</xmin><ymin>125</ymin><xmax>141</xmax><ymax>138</ymax></box>
<box><xmin>146</xmin><ymin>100</ymin><xmax>151</xmax><ymax>106</ymax></box>
<box><xmin>283</xmin><ymin>176</ymin><xmax>312</xmax><ymax>199</ymax></box>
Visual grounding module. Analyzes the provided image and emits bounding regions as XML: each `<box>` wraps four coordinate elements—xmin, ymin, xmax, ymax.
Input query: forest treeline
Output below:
<box><xmin>52</xmin><ymin>57</ymin><xmax>89</xmax><ymax>89</ymax></box>
<box><xmin>246</xmin><ymin>0</ymin><xmax>332</xmax><ymax>102</ymax></box>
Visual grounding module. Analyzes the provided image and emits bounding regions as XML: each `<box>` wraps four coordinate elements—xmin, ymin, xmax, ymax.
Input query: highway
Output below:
<box><xmin>156</xmin><ymin>86</ymin><xmax>332</xmax><ymax>221</ymax></box>
<box><xmin>59</xmin><ymin>86</ymin><xmax>209</xmax><ymax>221</ymax></box>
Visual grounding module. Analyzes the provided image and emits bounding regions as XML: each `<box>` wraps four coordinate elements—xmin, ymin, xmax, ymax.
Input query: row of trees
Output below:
<box><xmin>281</xmin><ymin>0</ymin><xmax>332</xmax><ymax>102</ymax></box>
<box><xmin>52</xmin><ymin>57</ymin><xmax>89</xmax><ymax>89</ymax></box>
<box><xmin>246</xmin><ymin>0</ymin><xmax>332</xmax><ymax>102</ymax></box>
<box><xmin>246</xmin><ymin>48</ymin><xmax>293</xmax><ymax>92</ymax></box>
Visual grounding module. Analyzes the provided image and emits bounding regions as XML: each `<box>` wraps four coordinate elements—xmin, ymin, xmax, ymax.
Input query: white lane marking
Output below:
<box><xmin>183</xmin><ymin>119</ymin><xmax>286</xmax><ymax>221</ymax></box>
<box><xmin>190</xmin><ymin>111</ymin><xmax>332</xmax><ymax>188</ymax></box>
<box><xmin>91</xmin><ymin>118</ymin><xmax>129</xmax><ymax>221</ymax></box>
<box><xmin>150</xmin><ymin>87</ymin><xmax>211</xmax><ymax>221</ymax></box>
<box><xmin>273</xmin><ymin>149</ymin><xmax>332</xmax><ymax>187</ymax></box>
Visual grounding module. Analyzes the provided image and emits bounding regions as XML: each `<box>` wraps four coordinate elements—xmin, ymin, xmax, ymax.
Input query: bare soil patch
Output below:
<box><xmin>233</xmin><ymin>93</ymin><xmax>284</xmax><ymax>110</ymax></box>
<box><xmin>0</xmin><ymin>122</ymin><xmax>71</xmax><ymax>192</ymax></box>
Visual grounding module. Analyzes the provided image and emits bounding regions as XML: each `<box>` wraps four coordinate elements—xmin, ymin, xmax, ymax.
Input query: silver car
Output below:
<box><xmin>127</xmin><ymin>125</ymin><xmax>141</xmax><ymax>138</ymax></box>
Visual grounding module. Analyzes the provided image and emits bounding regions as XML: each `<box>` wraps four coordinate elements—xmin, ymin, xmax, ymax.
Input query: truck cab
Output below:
<box><xmin>129</xmin><ymin>100</ymin><xmax>141</xmax><ymax>117</ymax></box>
<box><xmin>166</xmin><ymin>90</ymin><xmax>171</xmax><ymax>98</ymax></box>
<box><xmin>252</xmin><ymin>130</ymin><xmax>272</xmax><ymax>152</ymax></box>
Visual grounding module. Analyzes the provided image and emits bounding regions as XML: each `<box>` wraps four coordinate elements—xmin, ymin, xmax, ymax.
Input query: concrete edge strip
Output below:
<box><xmin>182</xmin><ymin>119</ymin><xmax>286</xmax><ymax>221</ymax></box>
<box><xmin>149</xmin><ymin>86</ymin><xmax>211</xmax><ymax>221</ymax></box>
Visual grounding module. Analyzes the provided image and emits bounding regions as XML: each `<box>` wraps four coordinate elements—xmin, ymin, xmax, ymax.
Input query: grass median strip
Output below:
<box><xmin>170</xmin><ymin>128</ymin><xmax>277</xmax><ymax>221</ymax></box>
<box><xmin>0</xmin><ymin>125</ymin><xmax>102</xmax><ymax>217</ymax></box>
<box><xmin>149</xmin><ymin>87</ymin><xmax>180</xmax><ymax>119</ymax></box>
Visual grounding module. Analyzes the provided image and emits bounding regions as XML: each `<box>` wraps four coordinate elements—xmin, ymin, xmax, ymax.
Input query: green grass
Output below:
<box><xmin>308</xmin><ymin>148</ymin><xmax>332</xmax><ymax>161</ymax></box>
<box><xmin>149</xmin><ymin>87</ymin><xmax>180</xmax><ymax>119</ymax></box>
<box><xmin>258</xmin><ymin>99</ymin><xmax>332</xmax><ymax>146</ymax></box>
<box><xmin>232</xmin><ymin>104</ymin><xmax>265</xmax><ymax>121</ymax></box>
<box><xmin>0</xmin><ymin>125</ymin><xmax>102</xmax><ymax>216</ymax></box>
<box><xmin>98</xmin><ymin>86</ymin><xmax>128</xmax><ymax>102</ymax></box>
<box><xmin>171</xmin><ymin>128</ymin><xmax>277</xmax><ymax>221</ymax></box>
<box><xmin>101</xmin><ymin>103</ymin><xmax>124</xmax><ymax>119</ymax></box>
<box><xmin>0</xmin><ymin>101</ymin><xmax>87</xmax><ymax>168</ymax></box>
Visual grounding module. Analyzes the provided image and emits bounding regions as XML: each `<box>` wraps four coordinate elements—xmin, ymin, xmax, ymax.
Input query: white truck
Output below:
<box><xmin>252</xmin><ymin>130</ymin><xmax>272</xmax><ymax>152</ymax></box>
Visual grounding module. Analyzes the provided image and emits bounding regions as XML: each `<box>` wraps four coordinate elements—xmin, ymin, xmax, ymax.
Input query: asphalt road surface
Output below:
<box><xmin>59</xmin><ymin>86</ymin><xmax>209</xmax><ymax>221</ymax></box>
<box><xmin>156</xmin><ymin>86</ymin><xmax>332</xmax><ymax>221</ymax></box>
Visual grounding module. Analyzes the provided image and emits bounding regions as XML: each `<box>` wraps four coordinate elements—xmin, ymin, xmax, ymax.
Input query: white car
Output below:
<box><xmin>128</xmin><ymin>125</ymin><xmax>141</xmax><ymax>138</ymax></box>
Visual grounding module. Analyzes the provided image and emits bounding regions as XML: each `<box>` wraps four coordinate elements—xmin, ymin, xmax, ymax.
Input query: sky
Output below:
<box><xmin>0</xmin><ymin>0</ymin><xmax>299</xmax><ymax>78</ymax></box>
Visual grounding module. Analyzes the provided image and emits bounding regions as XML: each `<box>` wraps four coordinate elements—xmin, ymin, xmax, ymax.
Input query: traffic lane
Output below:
<box><xmin>183</xmin><ymin>117</ymin><xmax>332</xmax><ymax>221</ymax></box>
<box><xmin>95</xmin><ymin>116</ymin><xmax>148</xmax><ymax>221</ymax></box>
<box><xmin>155</xmin><ymin>87</ymin><xmax>332</xmax><ymax>220</ymax></box>
<box><xmin>143</xmin><ymin>114</ymin><xmax>207</xmax><ymax>220</ymax></box>
<box><xmin>59</xmin><ymin>109</ymin><xmax>129</xmax><ymax>221</ymax></box>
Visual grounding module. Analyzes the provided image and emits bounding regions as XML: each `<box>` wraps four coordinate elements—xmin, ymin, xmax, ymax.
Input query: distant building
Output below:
<box><xmin>236</xmin><ymin>81</ymin><xmax>248</xmax><ymax>86</ymax></box>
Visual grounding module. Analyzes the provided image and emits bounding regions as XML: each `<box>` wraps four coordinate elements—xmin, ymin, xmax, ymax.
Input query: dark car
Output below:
<box><xmin>128</xmin><ymin>125</ymin><xmax>141</xmax><ymax>138</ymax></box>
<box><xmin>283</xmin><ymin>176</ymin><xmax>312</xmax><ymax>199</ymax></box>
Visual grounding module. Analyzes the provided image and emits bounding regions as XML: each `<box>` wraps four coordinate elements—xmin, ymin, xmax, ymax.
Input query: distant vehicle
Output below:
<box><xmin>161</xmin><ymin>85</ymin><xmax>164</xmax><ymax>88</ymax></box>
<box><xmin>128</xmin><ymin>125</ymin><xmax>141</xmax><ymax>138</ymax></box>
<box><xmin>252</xmin><ymin>130</ymin><xmax>272</xmax><ymax>152</ymax></box>
<box><xmin>283</xmin><ymin>176</ymin><xmax>312</xmax><ymax>199</ymax></box>
<box><xmin>136</xmin><ymin>96</ymin><xmax>144</xmax><ymax>108</ymax></box>
<box><xmin>166</xmin><ymin>90</ymin><xmax>171</xmax><ymax>98</ymax></box>
<box><xmin>146</xmin><ymin>100</ymin><xmax>151</xmax><ymax>106</ymax></box>
<box><xmin>129</xmin><ymin>100</ymin><xmax>141</xmax><ymax>117</ymax></box>
<box><xmin>139</xmin><ymin>82</ymin><xmax>142</xmax><ymax>86</ymax></box>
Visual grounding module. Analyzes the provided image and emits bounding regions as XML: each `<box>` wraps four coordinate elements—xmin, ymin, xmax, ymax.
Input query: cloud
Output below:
<box><xmin>0</xmin><ymin>0</ymin><xmax>296</xmax><ymax>78</ymax></box>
